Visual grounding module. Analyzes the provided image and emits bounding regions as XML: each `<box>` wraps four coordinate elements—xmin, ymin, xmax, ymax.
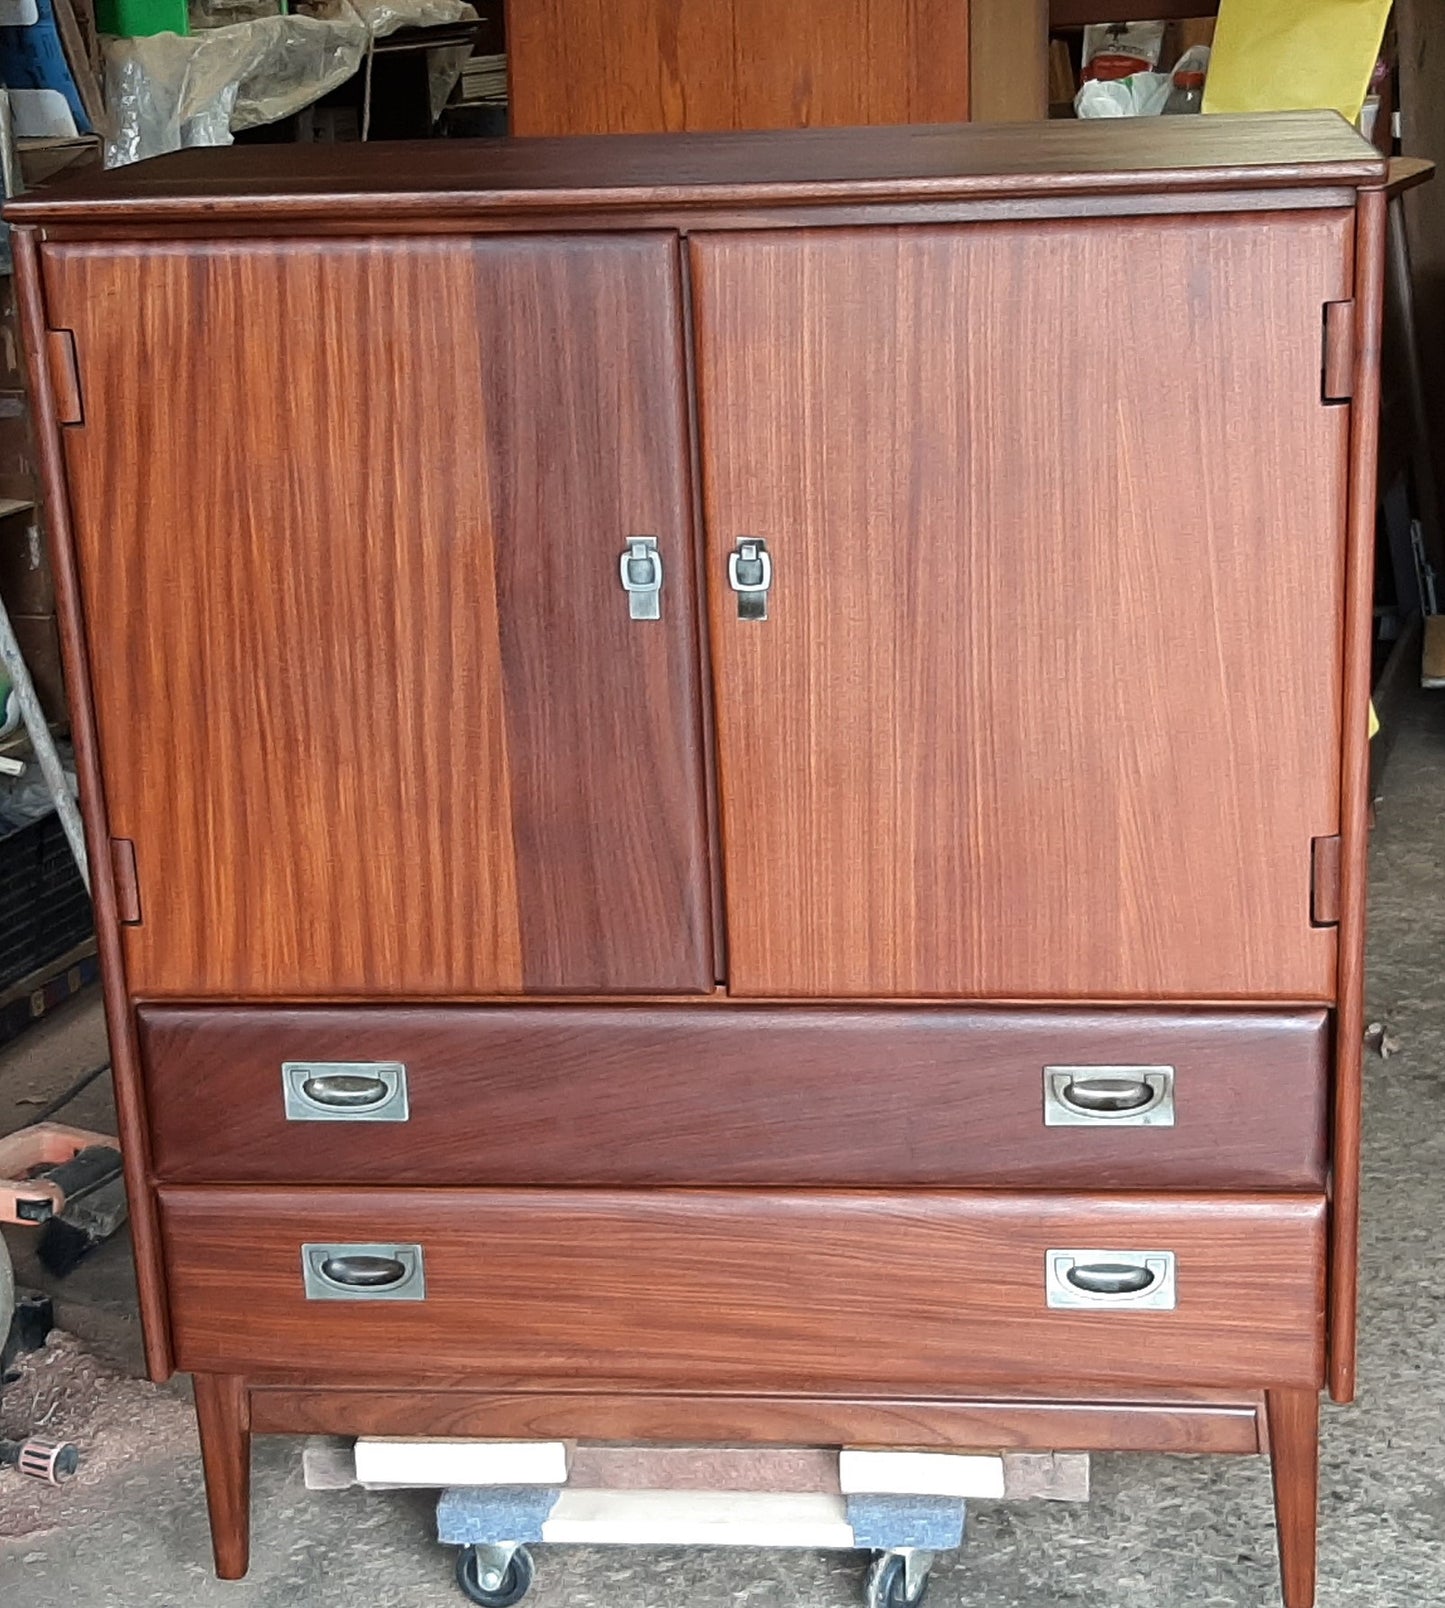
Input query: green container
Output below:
<box><xmin>95</xmin><ymin>0</ymin><xmax>189</xmax><ymax>37</ymax></box>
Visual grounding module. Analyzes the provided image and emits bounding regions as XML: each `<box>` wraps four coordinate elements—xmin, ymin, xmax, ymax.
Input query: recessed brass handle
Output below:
<box><xmin>282</xmin><ymin>1061</ymin><xmax>409</xmax><ymax>1123</ymax></box>
<box><xmin>301</xmin><ymin>1242</ymin><xmax>426</xmax><ymax>1301</ymax></box>
<box><xmin>319</xmin><ymin>1253</ymin><xmax>407</xmax><ymax>1288</ymax></box>
<box><xmin>1061</xmin><ymin>1077</ymin><xmax>1153</xmax><ymax>1113</ymax></box>
<box><xmin>1043</xmin><ymin>1066</ymin><xmax>1174</xmax><ymax>1127</ymax></box>
<box><xmin>1065</xmin><ymin>1261</ymin><xmax>1157</xmax><ymax>1296</ymax></box>
<box><xmin>1045</xmin><ymin>1249</ymin><xmax>1177</xmax><ymax>1311</ymax></box>
<box><xmin>302</xmin><ymin>1073</ymin><xmax>390</xmax><ymax>1109</ymax></box>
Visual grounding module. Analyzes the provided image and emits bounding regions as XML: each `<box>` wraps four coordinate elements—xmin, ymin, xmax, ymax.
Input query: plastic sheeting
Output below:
<box><xmin>104</xmin><ymin>0</ymin><xmax>475</xmax><ymax>166</ymax></box>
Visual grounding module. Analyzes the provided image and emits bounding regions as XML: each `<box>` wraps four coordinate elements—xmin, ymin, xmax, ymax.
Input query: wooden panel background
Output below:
<box><xmin>160</xmin><ymin>1187</ymin><xmax>1326</xmax><ymax>1391</ymax></box>
<box><xmin>42</xmin><ymin>235</ymin><xmax>713</xmax><ymax>997</ymax></box>
<box><xmin>969</xmin><ymin>0</ymin><xmax>1047</xmax><ymax>124</ymax></box>
<box><xmin>507</xmin><ymin>0</ymin><xmax>970</xmax><ymax>137</ymax></box>
<box><xmin>692</xmin><ymin>212</ymin><xmax>1354</xmax><ymax>999</ymax></box>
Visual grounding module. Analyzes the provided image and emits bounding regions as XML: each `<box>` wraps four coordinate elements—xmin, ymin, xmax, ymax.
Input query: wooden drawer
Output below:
<box><xmin>140</xmin><ymin>1005</ymin><xmax>1328</xmax><ymax>1189</ymax></box>
<box><xmin>158</xmin><ymin>1187</ymin><xmax>1326</xmax><ymax>1391</ymax></box>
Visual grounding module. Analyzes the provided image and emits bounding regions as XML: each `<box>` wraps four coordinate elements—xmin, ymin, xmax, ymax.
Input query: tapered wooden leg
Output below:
<box><xmin>194</xmin><ymin>1374</ymin><xmax>251</xmax><ymax>1579</ymax></box>
<box><xmin>1266</xmin><ymin>1388</ymin><xmax>1320</xmax><ymax>1608</ymax></box>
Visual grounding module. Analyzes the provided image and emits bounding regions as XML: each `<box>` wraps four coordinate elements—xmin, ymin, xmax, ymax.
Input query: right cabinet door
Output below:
<box><xmin>691</xmin><ymin>214</ymin><xmax>1354</xmax><ymax>999</ymax></box>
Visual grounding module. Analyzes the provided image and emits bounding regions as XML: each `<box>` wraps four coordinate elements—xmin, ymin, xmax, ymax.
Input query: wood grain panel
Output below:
<box><xmin>508</xmin><ymin>0</ymin><xmax>736</xmax><ymax>136</ymax></box>
<box><xmin>692</xmin><ymin>213</ymin><xmax>1354</xmax><ymax>998</ymax></box>
<box><xmin>41</xmin><ymin>235</ymin><xmax>711</xmax><ymax>996</ymax></box>
<box><xmin>159</xmin><ymin>1188</ymin><xmax>1326</xmax><ymax>1390</ymax></box>
<box><xmin>474</xmin><ymin>237</ymin><xmax>714</xmax><ymax>991</ymax></box>
<box><xmin>969</xmin><ymin>0</ymin><xmax>1047</xmax><ymax>124</ymax></box>
<box><xmin>139</xmin><ymin>1003</ymin><xmax>1329</xmax><ymax>1189</ymax></box>
<box><xmin>46</xmin><ymin>238</ymin><xmax>518</xmax><ymax>999</ymax></box>
<box><xmin>507</xmin><ymin>0</ymin><xmax>969</xmax><ymax>138</ymax></box>
<box><xmin>247</xmin><ymin>1384</ymin><xmax>1264</xmax><ymax>1454</ymax></box>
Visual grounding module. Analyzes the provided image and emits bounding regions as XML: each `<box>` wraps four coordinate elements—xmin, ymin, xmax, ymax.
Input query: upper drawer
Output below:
<box><xmin>139</xmin><ymin>1005</ymin><xmax>1328</xmax><ymax>1190</ymax></box>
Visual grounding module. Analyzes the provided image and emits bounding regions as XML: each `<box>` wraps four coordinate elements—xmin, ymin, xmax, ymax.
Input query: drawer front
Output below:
<box><xmin>158</xmin><ymin>1187</ymin><xmax>1326</xmax><ymax>1391</ymax></box>
<box><xmin>140</xmin><ymin>1005</ymin><xmax>1328</xmax><ymax>1189</ymax></box>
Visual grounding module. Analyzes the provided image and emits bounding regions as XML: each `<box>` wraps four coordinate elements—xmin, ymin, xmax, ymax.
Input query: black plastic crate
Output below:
<box><xmin>0</xmin><ymin>808</ymin><xmax>93</xmax><ymax>996</ymax></box>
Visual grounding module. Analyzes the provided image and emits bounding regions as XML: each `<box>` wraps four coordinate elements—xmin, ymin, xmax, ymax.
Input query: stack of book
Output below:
<box><xmin>456</xmin><ymin>51</ymin><xmax>505</xmax><ymax>107</ymax></box>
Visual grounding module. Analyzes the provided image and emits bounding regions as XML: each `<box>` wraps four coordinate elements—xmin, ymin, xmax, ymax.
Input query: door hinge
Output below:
<box><xmin>45</xmin><ymin>329</ymin><xmax>83</xmax><ymax>425</ymax></box>
<box><xmin>1310</xmin><ymin>834</ymin><xmax>1341</xmax><ymax>927</ymax></box>
<box><xmin>1321</xmin><ymin>301</ymin><xmax>1355</xmax><ymax>403</ymax></box>
<box><xmin>109</xmin><ymin>837</ymin><xmax>141</xmax><ymax>925</ymax></box>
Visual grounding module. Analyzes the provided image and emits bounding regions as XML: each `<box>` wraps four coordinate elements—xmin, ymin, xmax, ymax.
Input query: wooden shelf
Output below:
<box><xmin>1050</xmin><ymin>0</ymin><xmax>1218</xmax><ymax>24</ymax></box>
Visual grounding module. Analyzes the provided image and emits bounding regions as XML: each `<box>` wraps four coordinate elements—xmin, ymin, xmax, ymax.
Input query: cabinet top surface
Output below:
<box><xmin>9</xmin><ymin>112</ymin><xmax>1382</xmax><ymax>228</ymax></box>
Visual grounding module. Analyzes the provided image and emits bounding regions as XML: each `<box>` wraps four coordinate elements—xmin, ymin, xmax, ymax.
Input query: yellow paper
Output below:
<box><xmin>1202</xmin><ymin>0</ymin><xmax>1391</xmax><ymax>123</ymax></box>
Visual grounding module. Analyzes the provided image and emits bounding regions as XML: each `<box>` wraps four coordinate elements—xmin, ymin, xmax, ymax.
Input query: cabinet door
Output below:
<box><xmin>691</xmin><ymin>215</ymin><xmax>1353</xmax><ymax>999</ymax></box>
<box><xmin>45</xmin><ymin>235</ymin><xmax>713</xmax><ymax>997</ymax></box>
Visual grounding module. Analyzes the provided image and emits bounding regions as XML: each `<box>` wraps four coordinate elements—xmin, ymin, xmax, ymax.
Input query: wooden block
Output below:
<box><xmin>301</xmin><ymin>1436</ymin><xmax>357</xmax><ymax>1491</ymax></box>
<box><xmin>1048</xmin><ymin>39</ymin><xmax>1076</xmax><ymax>107</ymax></box>
<box><xmin>540</xmin><ymin>1489</ymin><xmax>855</xmax><ymax>1550</ymax></box>
<box><xmin>1422</xmin><ymin>614</ymin><xmax>1445</xmax><ymax>688</ymax></box>
<box><xmin>0</xmin><ymin>410</ymin><xmax>36</xmax><ymax>506</ymax></box>
<box><xmin>839</xmin><ymin>1449</ymin><xmax>1005</xmax><ymax>1499</ymax></box>
<box><xmin>9</xmin><ymin>613</ymin><xmax>66</xmax><ymax>721</ymax></box>
<box><xmin>568</xmin><ymin>1445</ymin><xmax>840</xmax><ymax>1494</ymax></box>
<box><xmin>1001</xmin><ymin>1452</ymin><xmax>1091</xmax><ymax>1502</ymax></box>
<box><xmin>0</xmin><ymin>518</ymin><xmax>52</xmax><ymax>618</ymax></box>
<box><xmin>353</xmin><ymin>1438</ymin><xmax>569</xmax><ymax>1488</ymax></box>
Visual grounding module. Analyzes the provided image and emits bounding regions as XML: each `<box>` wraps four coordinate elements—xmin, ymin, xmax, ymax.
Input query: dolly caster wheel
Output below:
<box><xmin>455</xmin><ymin>1542</ymin><xmax>535</xmax><ymax>1606</ymax></box>
<box><xmin>864</xmin><ymin>1548</ymin><xmax>932</xmax><ymax>1608</ymax></box>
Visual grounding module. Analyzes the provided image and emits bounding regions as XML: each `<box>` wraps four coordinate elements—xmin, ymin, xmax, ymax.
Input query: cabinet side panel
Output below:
<box><xmin>1329</xmin><ymin>186</ymin><xmax>1386</xmax><ymax>1403</ymax></box>
<box><xmin>13</xmin><ymin>227</ymin><xmax>173</xmax><ymax>1378</ymax></box>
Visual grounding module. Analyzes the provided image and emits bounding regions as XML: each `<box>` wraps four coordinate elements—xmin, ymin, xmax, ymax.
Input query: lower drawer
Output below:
<box><xmin>139</xmin><ymin>1004</ymin><xmax>1329</xmax><ymax>1188</ymax></box>
<box><xmin>158</xmin><ymin>1187</ymin><xmax>1326</xmax><ymax>1392</ymax></box>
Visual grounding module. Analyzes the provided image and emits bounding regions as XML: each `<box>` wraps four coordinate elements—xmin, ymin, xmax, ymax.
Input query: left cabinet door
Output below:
<box><xmin>42</xmin><ymin>235</ymin><xmax>714</xmax><ymax>997</ymax></box>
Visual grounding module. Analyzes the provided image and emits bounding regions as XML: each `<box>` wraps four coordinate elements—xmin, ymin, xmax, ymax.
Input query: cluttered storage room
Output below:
<box><xmin>0</xmin><ymin>1</ymin><xmax>1443</xmax><ymax>1605</ymax></box>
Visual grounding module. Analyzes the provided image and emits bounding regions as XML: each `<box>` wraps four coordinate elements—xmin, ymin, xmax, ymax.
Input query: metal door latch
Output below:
<box><xmin>728</xmin><ymin>538</ymin><xmax>772</xmax><ymax>620</ymax></box>
<box><xmin>620</xmin><ymin>538</ymin><xmax>663</xmax><ymax>620</ymax></box>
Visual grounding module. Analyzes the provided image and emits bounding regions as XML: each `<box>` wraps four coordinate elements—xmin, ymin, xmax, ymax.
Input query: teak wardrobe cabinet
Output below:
<box><xmin>8</xmin><ymin>113</ymin><xmax>1385</xmax><ymax>1608</ymax></box>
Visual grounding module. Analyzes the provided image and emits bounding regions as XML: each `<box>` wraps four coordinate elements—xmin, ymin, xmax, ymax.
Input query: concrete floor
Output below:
<box><xmin>2</xmin><ymin>691</ymin><xmax>1444</xmax><ymax>1607</ymax></box>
